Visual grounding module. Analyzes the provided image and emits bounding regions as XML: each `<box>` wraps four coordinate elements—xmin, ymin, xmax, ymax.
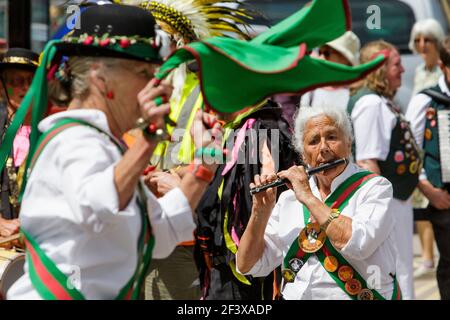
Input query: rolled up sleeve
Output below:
<box><xmin>406</xmin><ymin>94</ymin><xmax>430</xmax><ymax>181</ymax></box>
<box><xmin>339</xmin><ymin>177</ymin><xmax>395</xmax><ymax>260</ymax></box>
<box><xmin>148</xmin><ymin>187</ymin><xmax>195</xmax><ymax>259</ymax></box>
<box><xmin>351</xmin><ymin>95</ymin><xmax>391</xmax><ymax>162</ymax></box>
<box><xmin>236</xmin><ymin>202</ymin><xmax>284</xmax><ymax>278</ymax></box>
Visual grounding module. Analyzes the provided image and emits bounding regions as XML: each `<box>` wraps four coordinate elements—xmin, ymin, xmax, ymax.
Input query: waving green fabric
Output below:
<box><xmin>155</xmin><ymin>0</ymin><xmax>386</xmax><ymax>112</ymax></box>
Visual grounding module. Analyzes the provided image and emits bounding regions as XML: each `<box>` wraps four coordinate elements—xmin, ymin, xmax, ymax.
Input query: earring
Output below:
<box><xmin>106</xmin><ymin>91</ymin><xmax>115</xmax><ymax>100</ymax></box>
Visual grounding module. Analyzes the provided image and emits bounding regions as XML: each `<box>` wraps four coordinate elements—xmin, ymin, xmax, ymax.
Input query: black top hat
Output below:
<box><xmin>55</xmin><ymin>4</ymin><xmax>162</xmax><ymax>63</ymax></box>
<box><xmin>0</xmin><ymin>48</ymin><xmax>40</xmax><ymax>72</ymax></box>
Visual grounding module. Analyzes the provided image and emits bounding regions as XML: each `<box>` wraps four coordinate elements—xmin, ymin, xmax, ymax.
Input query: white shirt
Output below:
<box><xmin>350</xmin><ymin>94</ymin><xmax>397</xmax><ymax>162</ymax></box>
<box><xmin>412</xmin><ymin>63</ymin><xmax>441</xmax><ymax>96</ymax></box>
<box><xmin>301</xmin><ymin>87</ymin><xmax>350</xmax><ymax>111</ymax></box>
<box><xmin>7</xmin><ymin>109</ymin><xmax>196</xmax><ymax>300</ymax></box>
<box><xmin>406</xmin><ymin>75</ymin><xmax>449</xmax><ymax>182</ymax></box>
<box><xmin>237</xmin><ymin>163</ymin><xmax>398</xmax><ymax>300</ymax></box>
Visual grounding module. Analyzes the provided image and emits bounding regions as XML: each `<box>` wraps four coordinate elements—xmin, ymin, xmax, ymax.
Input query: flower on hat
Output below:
<box><xmin>99</xmin><ymin>38</ymin><xmax>111</xmax><ymax>47</ymax></box>
<box><xmin>83</xmin><ymin>36</ymin><xmax>95</xmax><ymax>46</ymax></box>
<box><xmin>119</xmin><ymin>38</ymin><xmax>131</xmax><ymax>49</ymax></box>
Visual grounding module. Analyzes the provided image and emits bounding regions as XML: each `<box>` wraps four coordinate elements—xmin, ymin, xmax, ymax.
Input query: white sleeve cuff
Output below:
<box><xmin>148</xmin><ymin>187</ymin><xmax>196</xmax><ymax>259</ymax></box>
<box><xmin>157</xmin><ymin>187</ymin><xmax>196</xmax><ymax>243</ymax></box>
<box><xmin>235</xmin><ymin>251</ymin><xmax>268</xmax><ymax>277</ymax></box>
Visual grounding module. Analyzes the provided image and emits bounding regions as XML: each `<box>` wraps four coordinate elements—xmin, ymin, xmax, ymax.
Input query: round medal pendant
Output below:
<box><xmin>357</xmin><ymin>288</ymin><xmax>375</xmax><ymax>300</ymax></box>
<box><xmin>409</xmin><ymin>160</ymin><xmax>419</xmax><ymax>174</ymax></box>
<box><xmin>425</xmin><ymin>128</ymin><xmax>433</xmax><ymax>141</ymax></box>
<box><xmin>345</xmin><ymin>278</ymin><xmax>363</xmax><ymax>296</ymax></box>
<box><xmin>324</xmin><ymin>256</ymin><xmax>339</xmax><ymax>273</ymax></box>
<box><xmin>289</xmin><ymin>258</ymin><xmax>304</xmax><ymax>273</ymax></box>
<box><xmin>404</xmin><ymin>131</ymin><xmax>411</xmax><ymax>141</ymax></box>
<box><xmin>298</xmin><ymin>223</ymin><xmax>326</xmax><ymax>253</ymax></box>
<box><xmin>394</xmin><ymin>151</ymin><xmax>404</xmax><ymax>163</ymax></box>
<box><xmin>338</xmin><ymin>265</ymin><xmax>354</xmax><ymax>282</ymax></box>
<box><xmin>396</xmin><ymin>164</ymin><xmax>406</xmax><ymax>175</ymax></box>
<box><xmin>426</xmin><ymin>108</ymin><xmax>436</xmax><ymax>120</ymax></box>
<box><xmin>282</xmin><ymin>269</ymin><xmax>296</xmax><ymax>283</ymax></box>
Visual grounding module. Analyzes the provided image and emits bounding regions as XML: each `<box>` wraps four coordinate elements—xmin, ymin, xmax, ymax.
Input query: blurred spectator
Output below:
<box><xmin>409</xmin><ymin>19</ymin><xmax>445</xmax><ymax>95</ymax></box>
<box><xmin>406</xmin><ymin>36</ymin><xmax>450</xmax><ymax>300</ymax></box>
<box><xmin>0</xmin><ymin>48</ymin><xmax>39</xmax><ymax>241</ymax></box>
<box><xmin>408</xmin><ymin>19</ymin><xmax>445</xmax><ymax>276</ymax></box>
<box><xmin>272</xmin><ymin>94</ymin><xmax>299</xmax><ymax>129</ymax></box>
<box><xmin>348</xmin><ymin>41</ymin><xmax>419</xmax><ymax>299</ymax></box>
<box><xmin>300</xmin><ymin>31</ymin><xmax>361</xmax><ymax>111</ymax></box>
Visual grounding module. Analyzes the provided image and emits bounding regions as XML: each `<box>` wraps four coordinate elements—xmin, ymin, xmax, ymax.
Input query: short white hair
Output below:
<box><xmin>293</xmin><ymin>105</ymin><xmax>353</xmax><ymax>154</ymax></box>
<box><xmin>409</xmin><ymin>19</ymin><xmax>445</xmax><ymax>53</ymax></box>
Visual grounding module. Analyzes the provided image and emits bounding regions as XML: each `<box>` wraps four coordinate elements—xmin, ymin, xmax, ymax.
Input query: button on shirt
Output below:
<box><xmin>7</xmin><ymin>109</ymin><xmax>196</xmax><ymax>300</ymax></box>
<box><xmin>237</xmin><ymin>163</ymin><xmax>398</xmax><ymax>300</ymax></box>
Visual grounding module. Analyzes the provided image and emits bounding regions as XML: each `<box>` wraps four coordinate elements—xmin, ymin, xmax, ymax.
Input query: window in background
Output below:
<box><xmin>31</xmin><ymin>0</ymin><xmax>49</xmax><ymax>53</ymax></box>
<box><xmin>245</xmin><ymin>0</ymin><xmax>309</xmax><ymax>26</ymax></box>
<box><xmin>50</xmin><ymin>0</ymin><xmax>68</xmax><ymax>39</ymax></box>
<box><xmin>243</xmin><ymin>0</ymin><xmax>416</xmax><ymax>52</ymax></box>
<box><xmin>0</xmin><ymin>0</ymin><xmax>7</xmax><ymax>40</ymax></box>
<box><xmin>350</xmin><ymin>0</ymin><xmax>416</xmax><ymax>53</ymax></box>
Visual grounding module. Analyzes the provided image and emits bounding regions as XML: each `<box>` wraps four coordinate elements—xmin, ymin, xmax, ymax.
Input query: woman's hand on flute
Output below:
<box><xmin>277</xmin><ymin>165</ymin><xmax>315</xmax><ymax>206</ymax></box>
<box><xmin>250</xmin><ymin>174</ymin><xmax>277</xmax><ymax>217</ymax></box>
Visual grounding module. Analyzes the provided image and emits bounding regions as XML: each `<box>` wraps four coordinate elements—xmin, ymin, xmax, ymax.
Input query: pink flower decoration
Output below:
<box><xmin>83</xmin><ymin>36</ymin><xmax>94</xmax><ymax>46</ymax></box>
<box><xmin>394</xmin><ymin>151</ymin><xmax>404</xmax><ymax>163</ymax></box>
<box><xmin>99</xmin><ymin>38</ymin><xmax>110</xmax><ymax>47</ymax></box>
<box><xmin>119</xmin><ymin>38</ymin><xmax>131</xmax><ymax>49</ymax></box>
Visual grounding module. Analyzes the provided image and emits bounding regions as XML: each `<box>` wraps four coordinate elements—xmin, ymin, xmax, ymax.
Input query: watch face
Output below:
<box><xmin>331</xmin><ymin>209</ymin><xmax>340</xmax><ymax>218</ymax></box>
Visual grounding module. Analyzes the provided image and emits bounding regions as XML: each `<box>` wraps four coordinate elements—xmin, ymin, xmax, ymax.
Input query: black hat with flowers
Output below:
<box><xmin>0</xmin><ymin>3</ymin><xmax>164</xmax><ymax>192</ymax></box>
<box><xmin>56</xmin><ymin>3</ymin><xmax>162</xmax><ymax>63</ymax></box>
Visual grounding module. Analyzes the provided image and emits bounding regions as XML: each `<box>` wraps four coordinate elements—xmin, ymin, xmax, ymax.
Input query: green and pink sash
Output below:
<box><xmin>22</xmin><ymin>118</ymin><xmax>154</xmax><ymax>300</ymax></box>
<box><xmin>283</xmin><ymin>171</ymin><xmax>402</xmax><ymax>300</ymax></box>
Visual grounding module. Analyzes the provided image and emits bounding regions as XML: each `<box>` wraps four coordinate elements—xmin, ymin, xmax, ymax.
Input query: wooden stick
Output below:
<box><xmin>0</xmin><ymin>234</ymin><xmax>21</xmax><ymax>245</ymax></box>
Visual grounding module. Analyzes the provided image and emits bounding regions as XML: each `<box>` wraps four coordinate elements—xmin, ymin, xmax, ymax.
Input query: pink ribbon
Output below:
<box><xmin>13</xmin><ymin>126</ymin><xmax>31</xmax><ymax>167</ymax></box>
<box><xmin>222</xmin><ymin>118</ymin><xmax>256</xmax><ymax>176</ymax></box>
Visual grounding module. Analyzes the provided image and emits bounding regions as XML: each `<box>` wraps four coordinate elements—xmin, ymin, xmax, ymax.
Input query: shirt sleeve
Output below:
<box><xmin>351</xmin><ymin>95</ymin><xmax>391</xmax><ymax>162</ymax></box>
<box><xmin>236</xmin><ymin>200</ymin><xmax>284</xmax><ymax>278</ymax></box>
<box><xmin>405</xmin><ymin>93</ymin><xmax>431</xmax><ymax>181</ymax></box>
<box><xmin>339</xmin><ymin>176</ymin><xmax>395</xmax><ymax>261</ymax></box>
<box><xmin>405</xmin><ymin>93</ymin><xmax>430</xmax><ymax>151</ymax></box>
<box><xmin>300</xmin><ymin>92</ymin><xmax>312</xmax><ymax>107</ymax></box>
<box><xmin>148</xmin><ymin>187</ymin><xmax>195</xmax><ymax>259</ymax></box>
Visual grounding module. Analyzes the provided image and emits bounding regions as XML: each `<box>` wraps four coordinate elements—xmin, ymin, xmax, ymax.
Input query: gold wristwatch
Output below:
<box><xmin>321</xmin><ymin>208</ymin><xmax>340</xmax><ymax>231</ymax></box>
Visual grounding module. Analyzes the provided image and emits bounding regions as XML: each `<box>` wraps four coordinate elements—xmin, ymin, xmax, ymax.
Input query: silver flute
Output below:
<box><xmin>249</xmin><ymin>158</ymin><xmax>348</xmax><ymax>195</ymax></box>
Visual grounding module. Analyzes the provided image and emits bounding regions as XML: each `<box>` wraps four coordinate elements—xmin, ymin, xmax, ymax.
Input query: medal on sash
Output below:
<box><xmin>345</xmin><ymin>278</ymin><xmax>362</xmax><ymax>296</ymax></box>
<box><xmin>288</xmin><ymin>258</ymin><xmax>304</xmax><ymax>273</ymax></box>
<box><xmin>323</xmin><ymin>255</ymin><xmax>339</xmax><ymax>272</ymax></box>
<box><xmin>358</xmin><ymin>288</ymin><xmax>375</xmax><ymax>300</ymax></box>
<box><xmin>298</xmin><ymin>222</ymin><xmax>327</xmax><ymax>253</ymax></box>
<box><xmin>282</xmin><ymin>268</ymin><xmax>296</xmax><ymax>283</ymax></box>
